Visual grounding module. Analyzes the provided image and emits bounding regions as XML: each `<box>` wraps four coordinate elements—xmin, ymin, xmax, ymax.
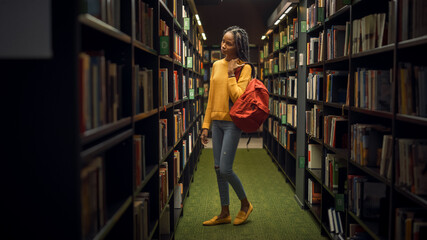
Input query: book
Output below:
<box><xmin>159</xmin><ymin>204</ymin><xmax>170</xmax><ymax>234</ymax></box>
<box><xmin>159</xmin><ymin>119</ymin><xmax>168</xmax><ymax>160</ymax></box>
<box><xmin>361</xmin><ymin>181</ymin><xmax>386</xmax><ymax>219</ymax></box>
<box><xmin>160</xmin><ymin>36</ymin><xmax>169</xmax><ymax>55</ymax></box>
<box><xmin>80</xmin><ymin>156</ymin><xmax>105</xmax><ymax>240</ymax></box>
<box><xmin>308</xmin><ymin>144</ymin><xmax>322</xmax><ymax>169</ymax></box>
<box><xmin>135</xmin><ymin>192</ymin><xmax>150</xmax><ymax>240</ymax></box>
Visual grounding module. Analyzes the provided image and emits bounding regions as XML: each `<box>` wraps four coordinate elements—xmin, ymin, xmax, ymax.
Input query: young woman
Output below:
<box><xmin>201</xmin><ymin>26</ymin><xmax>254</xmax><ymax>226</ymax></box>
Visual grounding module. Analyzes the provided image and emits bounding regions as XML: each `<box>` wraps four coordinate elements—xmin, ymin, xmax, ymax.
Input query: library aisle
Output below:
<box><xmin>174</xmin><ymin>145</ymin><xmax>327</xmax><ymax>240</ymax></box>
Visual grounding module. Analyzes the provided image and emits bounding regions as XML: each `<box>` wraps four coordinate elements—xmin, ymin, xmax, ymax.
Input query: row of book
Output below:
<box><xmin>268</xmin><ymin>76</ymin><xmax>297</xmax><ymax>98</ymax></box>
<box><xmin>134</xmin><ymin>192</ymin><xmax>150</xmax><ymax>240</ymax></box>
<box><xmin>306</xmin><ymin>1</ymin><xmax>324</xmax><ymax>31</ymax></box>
<box><xmin>81</xmin><ymin>156</ymin><xmax>106</xmax><ymax>240</ymax></box>
<box><xmin>395</xmin><ymin>207</ymin><xmax>427</xmax><ymax>240</ymax></box>
<box><xmin>269</xmin><ymin>100</ymin><xmax>297</xmax><ymax>128</ymax></box>
<box><xmin>323</xmin><ymin>115</ymin><xmax>348</xmax><ymax>148</ymax></box>
<box><xmin>325</xmin><ymin>70</ymin><xmax>348</xmax><ymax>104</ymax></box>
<box><xmin>354</xmin><ymin>68</ymin><xmax>392</xmax><ymax>112</ymax></box>
<box><xmin>325</xmin><ymin>0</ymin><xmax>349</xmax><ymax>19</ymax></box>
<box><xmin>279</xmin><ymin>125</ymin><xmax>296</xmax><ymax>152</ymax></box>
<box><xmin>136</xmin><ymin>0</ymin><xmax>154</xmax><ymax>48</ymax></box>
<box><xmin>159</xmin><ymin>68</ymin><xmax>169</xmax><ymax>106</ymax></box>
<box><xmin>134</xmin><ymin>135</ymin><xmax>147</xmax><ymax>188</ymax></box>
<box><xmin>173</xmin><ymin>109</ymin><xmax>185</xmax><ymax>144</ymax></box>
<box><xmin>350</xmin><ymin>124</ymin><xmax>390</xmax><ymax>168</ymax></box>
<box><xmin>398</xmin><ymin>63</ymin><xmax>427</xmax><ymax>117</ymax></box>
<box><xmin>263</xmin><ymin>44</ymin><xmax>269</xmax><ymax>61</ymax></box>
<box><xmin>348</xmin><ymin>175</ymin><xmax>387</xmax><ymax>220</ymax></box>
<box><xmin>272</xmin><ymin>19</ymin><xmax>298</xmax><ymax>51</ymax></box>
<box><xmin>306</xmin><ymin>104</ymin><xmax>323</xmax><ymax>139</ymax></box>
<box><xmin>135</xmin><ymin>65</ymin><xmax>154</xmax><ymax>114</ymax></box>
<box><xmin>327</xmin><ymin>208</ymin><xmax>344</xmax><ymax>236</ymax></box>
<box><xmin>352</xmin><ymin>13</ymin><xmax>387</xmax><ymax>55</ymax></box>
<box><xmin>307</xmin><ymin>178</ymin><xmax>321</xmax><ymax>205</ymax></box>
<box><xmin>399</xmin><ymin>0</ymin><xmax>427</xmax><ymax>41</ymax></box>
<box><xmin>306</xmin><ymin>68</ymin><xmax>323</xmax><ymax>101</ymax></box>
<box><xmin>86</xmin><ymin>0</ymin><xmax>121</xmax><ymax>29</ymax></box>
<box><xmin>326</xmin><ymin>153</ymin><xmax>345</xmax><ymax>193</ymax></box>
<box><xmin>159</xmin><ymin>119</ymin><xmax>168</xmax><ymax>160</ymax></box>
<box><xmin>279</xmin><ymin>49</ymin><xmax>297</xmax><ymax>71</ymax></box>
<box><xmin>78</xmin><ymin>51</ymin><xmax>124</xmax><ymax>133</ymax></box>
<box><xmin>306</xmin><ymin>143</ymin><xmax>346</xmax><ymax>193</ymax></box>
<box><xmin>268</xmin><ymin>118</ymin><xmax>296</xmax><ymax>152</ymax></box>
<box><xmin>395</xmin><ymin>138</ymin><xmax>427</xmax><ymax>195</ymax></box>
<box><xmin>326</xmin><ymin>25</ymin><xmax>347</xmax><ymax>60</ymax></box>
<box><xmin>173</xmin><ymin>30</ymin><xmax>183</xmax><ymax>63</ymax></box>
<box><xmin>160</xmin><ymin>162</ymin><xmax>169</xmax><ymax>210</ymax></box>
<box><xmin>307</xmin><ymin>34</ymin><xmax>322</xmax><ymax>64</ymax></box>
<box><xmin>264</xmin><ymin>48</ymin><xmax>297</xmax><ymax>74</ymax></box>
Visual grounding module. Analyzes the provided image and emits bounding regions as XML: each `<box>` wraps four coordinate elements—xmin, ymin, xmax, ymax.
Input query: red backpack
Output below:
<box><xmin>230</xmin><ymin>64</ymin><xmax>270</xmax><ymax>133</ymax></box>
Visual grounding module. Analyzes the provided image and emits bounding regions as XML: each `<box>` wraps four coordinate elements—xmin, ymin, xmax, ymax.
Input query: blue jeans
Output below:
<box><xmin>211</xmin><ymin>120</ymin><xmax>246</xmax><ymax>206</ymax></box>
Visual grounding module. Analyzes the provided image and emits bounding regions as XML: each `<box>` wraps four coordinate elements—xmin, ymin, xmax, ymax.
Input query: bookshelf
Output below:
<box><xmin>4</xmin><ymin>0</ymin><xmax>204</xmax><ymax>239</ymax></box>
<box><xmin>263</xmin><ymin>0</ymin><xmax>427</xmax><ymax>239</ymax></box>
<box><xmin>262</xmin><ymin>3</ymin><xmax>299</xmax><ymax>189</ymax></box>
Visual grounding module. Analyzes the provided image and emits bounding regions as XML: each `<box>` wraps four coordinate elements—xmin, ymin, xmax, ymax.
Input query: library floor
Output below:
<box><xmin>174</xmin><ymin>137</ymin><xmax>327</xmax><ymax>240</ymax></box>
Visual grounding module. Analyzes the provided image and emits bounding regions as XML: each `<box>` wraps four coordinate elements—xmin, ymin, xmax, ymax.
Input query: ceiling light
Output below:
<box><xmin>195</xmin><ymin>14</ymin><xmax>200</xmax><ymax>21</ymax></box>
<box><xmin>261</xmin><ymin>35</ymin><xmax>266</xmax><ymax>40</ymax></box>
<box><xmin>274</xmin><ymin>19</ymin><xmax>280</xmax><ymax>25</ymax></box>
<box><xmin>202</xmin><ymin>33</ymin><xmax>206</xmax><ymax>40</ymax></box>
<box><xmin>279</xmin><ymin>13</ymin><xmax>286</xmax><ymax>20</ymax></box>
<box><xmin>285</xmin><ymin>6</ymin><xmax>293</xmax><ymax>14</ymax></box>
<box><xmin>197</xmin><ymin>20</ymin><xmax>201</xmax><ymax>26</ymax></box>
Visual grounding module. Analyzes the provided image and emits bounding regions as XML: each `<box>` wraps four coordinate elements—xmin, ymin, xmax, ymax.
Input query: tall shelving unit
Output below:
<box><xmin>262</xmin><ymin>4</ymin><xmax>299</xmax><ymax>189</ymax></box>
<box><xmin>4</xmin><ymin>0</ymin><xmax>205</xmax><ymax>239</ymax></box>
<box><xmin>262</xmin><ymin>0</ymin><xmax>427</xmax><ymax>239</ymax></box>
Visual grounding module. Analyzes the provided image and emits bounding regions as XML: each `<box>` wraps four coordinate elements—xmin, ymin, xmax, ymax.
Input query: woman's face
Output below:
<box><xmin>221</xmin><ymin>31</ymin><xmax>237</xmax><ymax>59</ymax></box>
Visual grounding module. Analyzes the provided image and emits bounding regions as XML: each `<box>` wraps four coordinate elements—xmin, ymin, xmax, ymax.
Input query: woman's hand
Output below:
<box><xmin>201</xmin><ymin>129</ymin><xmax>209</xmax><ymax>145</ymax></box>
<box><xmin>227</xmin><ymin>58</ymin><xmax>245</xmax><ymax>77</ymax></box>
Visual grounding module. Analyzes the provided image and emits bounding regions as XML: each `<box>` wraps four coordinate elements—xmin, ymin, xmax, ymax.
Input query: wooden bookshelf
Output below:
<box><xmin>264</xmin><ymin>0</ymin><xmax>427</xmax><ymax>239</ymax></box>
<box><xmin>4</xmin><ymin>0</ymin><xmax>205</xmax><ymax>239</ymax></box>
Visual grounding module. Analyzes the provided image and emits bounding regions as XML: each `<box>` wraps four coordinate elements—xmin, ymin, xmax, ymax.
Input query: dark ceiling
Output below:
<box><xmin>195</xmin><ymin>0</ymin><xmax>282</xmax><ymax>47</ymax></box>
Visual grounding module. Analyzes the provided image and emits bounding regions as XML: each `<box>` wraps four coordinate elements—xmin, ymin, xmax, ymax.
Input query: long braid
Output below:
<box><xmin>223</xmin><ymin>26</ymin><xmax>255</xmax><ymax>77</ymax></box>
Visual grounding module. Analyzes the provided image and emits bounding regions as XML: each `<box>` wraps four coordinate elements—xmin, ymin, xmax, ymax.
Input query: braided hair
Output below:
<box><xmin>223</xmin><ymin>26</ymin><xmax>255</xmax><ymax>78</ymax></box>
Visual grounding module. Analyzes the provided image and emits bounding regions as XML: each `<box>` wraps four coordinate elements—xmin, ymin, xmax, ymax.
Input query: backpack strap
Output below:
<box><xmin>233</xmin><ymin>63</ymin><xmax>255</xmax><ymax>82</ymax></box>
<box><xmin>246</xmin><ymin>136</ymin><xmax>251</xmax><ymax>151</ymax></box>
<box><xmin>234</xmin><ymin>66</ymin><xmax>243</xmax><ymax>81</ymax></box>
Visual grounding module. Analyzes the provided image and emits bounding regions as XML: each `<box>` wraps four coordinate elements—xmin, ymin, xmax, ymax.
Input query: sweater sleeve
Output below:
<box><xmin>228</xmin><ymin>64</ymin><xmax>252</xmax><ymax>103</ymax></box>
<box><xmin>202</xmin><ymin>63</ymin><xmax>215</xmax><ymax>130</ymax></box>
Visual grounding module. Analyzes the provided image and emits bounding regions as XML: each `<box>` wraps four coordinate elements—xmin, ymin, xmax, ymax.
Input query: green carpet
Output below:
<box><xmin>175</xmin><ymin>148</ymin><xmax>328</xmax><ymax>240</ymax></box>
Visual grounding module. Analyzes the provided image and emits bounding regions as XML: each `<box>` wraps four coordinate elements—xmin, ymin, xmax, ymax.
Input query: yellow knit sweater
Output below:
<box><xmin>202</xmin><ymin>58</ymin><xmax>252</xmax><ymax>130</ymax></box>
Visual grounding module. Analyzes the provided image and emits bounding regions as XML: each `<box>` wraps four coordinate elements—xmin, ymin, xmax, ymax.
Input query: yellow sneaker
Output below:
<box><xmin>202</xmin><ymin>215</ymin><xmax>231</xmax><ymax>226</ymax></box>
<box><xmin>233</xmin><ymin>203</ymin><xmax>253</xmax><ymax>225</ymax></box>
